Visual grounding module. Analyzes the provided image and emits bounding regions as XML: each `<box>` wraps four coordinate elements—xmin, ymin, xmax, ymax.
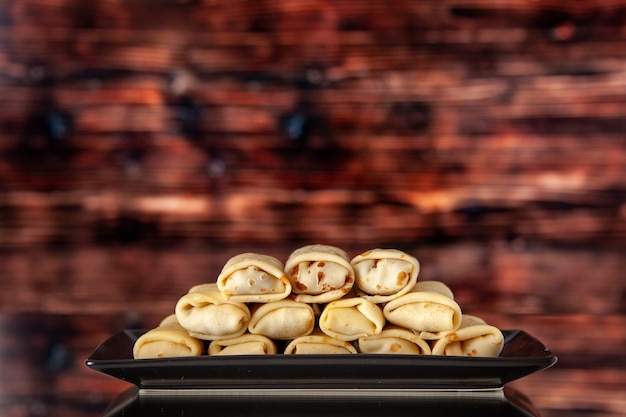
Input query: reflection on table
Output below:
<box><xmin>102</xmin><ymin>386</ymin><xmax>540</xmax><ymax>417</ymax></box>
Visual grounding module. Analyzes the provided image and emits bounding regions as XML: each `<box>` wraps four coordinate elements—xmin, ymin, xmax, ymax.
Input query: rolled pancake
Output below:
<box><xmin>208</xmin><ymin>333</ymin><xmax>277</xmax><ymax>356</ymax></box>
<box><xmin>431</xmin><ymin>314</ymin><xmax>504</xmax><ymax>357</ymax></box>
<box><xmin>357</xmin><ymin>325</ymin><xmax>431</xmax><ymax>355</ymax></box>
<box><xmin>284</xmin><ymin>329</ymin><xmax>358</xmax><ymax>354</ymax></box>
<box><xmin>175</xmin><ymin>283</ymin><xmax>251</xmax><ymax>341</ymax></box>
<box><xmin>319</xmin><ymin>296</ymin><xmax>385</xmax><ymax>341</ymax></box>
<box><xmin>351</xmin><ymin>248</ymin><xmax>420</xmax><ymax>303</ymax></box>
<box><xmin>133</xmin><ymin>314</ymin><xmax>203</xmax><ymax>359</ymax></box>
<box><xmin>382</xmin><ymin>281</ymin><xmax>462</xmax><ymax>340</ymax></box>
<box><xmin>217</xmin><ymin>253</ymin><xmax>291</xmax><ymax>303</ymax></box>
<box><xmin>248</xmin><ymin>299</ymin><xmax>315</xmax><ymax>340</ymax></box>
<box><xmin>158</xmin><ymin>314</ymin><xmax>181</xmax><ymax>327</ymax></box>
<box><xmin>284</xmin><ymin>244</ymin><xmax>355</xmax><ymax>303</ymax></box>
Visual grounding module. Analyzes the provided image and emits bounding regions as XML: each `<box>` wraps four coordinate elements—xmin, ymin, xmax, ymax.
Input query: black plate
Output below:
<box><xmin>86</xmin><ymin>329</ymin><xmax>556</xmax><ymax>390</ymax></box>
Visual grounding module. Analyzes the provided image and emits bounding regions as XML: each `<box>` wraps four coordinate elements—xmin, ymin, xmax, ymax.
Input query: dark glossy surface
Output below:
<box><xmin>101</xmin><ymin>386</ymin><xmax>540</xmax><ymax>417</ymax></box>
<box><xmin>86</xmin><ymin>329</ymin><xmax>556</xmax><ymax>390</ymax></box>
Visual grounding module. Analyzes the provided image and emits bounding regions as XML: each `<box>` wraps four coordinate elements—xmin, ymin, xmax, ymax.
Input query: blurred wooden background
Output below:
<box><xmin>0</xmin><ymin>1</ymin><xmax>625</xmax><ymax>416</ymax></box>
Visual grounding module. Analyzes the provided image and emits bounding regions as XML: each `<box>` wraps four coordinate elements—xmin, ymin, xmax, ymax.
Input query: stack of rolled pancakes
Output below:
<box><xmin>133</xmin><ymin>244</ymin><xmax>504</xmax><ymax>358</ymax></box>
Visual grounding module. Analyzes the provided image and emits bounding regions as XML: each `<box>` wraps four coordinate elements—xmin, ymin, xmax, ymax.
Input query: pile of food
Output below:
<box><xmin>133</xmin><ymin>244</ymin><xmax>504</xmax><ymax>359</ymax></box>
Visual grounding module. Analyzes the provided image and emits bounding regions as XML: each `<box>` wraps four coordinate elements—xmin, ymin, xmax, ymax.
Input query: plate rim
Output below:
<box><xmin>86</xmin><ymin>328</ymin><xmax>557</xmax><ymax>390</ymax></box>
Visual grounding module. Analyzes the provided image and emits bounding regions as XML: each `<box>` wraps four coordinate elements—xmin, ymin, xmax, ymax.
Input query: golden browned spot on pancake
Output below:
<box><xmin>317</xmin><ymin>271</ymin><xmax>325</xmax><ymax>284</ymax></box>
<box><xmin>248</xmin><ymin>278</ymin><xmax>256</xmax><ymax>287</ymax></box>
<box><xmin>295</xmin><ymin>281</ymin><xmax>308</xmax><ymax>292</ymax></box>
<box><xmin>390</xmin><ymin>342</ymin><xmax>402</xmax><ymax>353</ymax></box>
<box><xmin>396</xmin><ymin>271</ymin><xmax>407</xmax><ymax>286</ymax></box>
<box><xmin>290</xmin><ymin>264</ymin><xmax>300</xmax><ymax>278</ymax></box>
<box><xmin>317</xmin><ymin>261</ymin><xmax>326</xmax><ymax>268</ymax></box>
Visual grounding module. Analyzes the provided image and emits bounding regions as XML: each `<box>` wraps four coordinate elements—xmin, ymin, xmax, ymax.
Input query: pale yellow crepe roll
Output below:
<box><xmin>383</xmin><ymin>281</ymin><xmax>462</xmax><ymax>340</ymax></box>
<box><xmin>319</xmin><ymin>296</ymin><xmax>385</xmax><ymax>341</ymax></box>
<box><xmin>158</xmin><ymin>314</ymin><xmax>181</xmax><ymax>327</ymax></box>
<box><xmin>208</xmin><ymin>333</ymin><xmax>277</xmax><ymax>356</ymax></box>
<box><xmin>284</xmin><ymin>329</ymin><xmax>358</xmax><ymax>354</ymax></box>
<box><xmin>217</xmin><ymin>253</ymin><xmax>291</xmax><ymax>303</ymax></box>
<box><xmin>133</xmin><ymin>314</ymin><xmax>203</xmax><ymax>359</ymax></box>
<box><xmin>351</xmin><ymin>248</ymin><xmax>420</xmax><ymax>303</ymax></box>
<box><xmin>175</xmin><ymin>283</ymin><xmax>251</xmax><ymax>341</ymax></box>
<box><xmin>284</xmin><ymin>244</ymin><xmax>355</xmax><ymax>303</ymax></box>
<box><xmin>357</xmin><ymin>325</ymin><xmax>431</xmax><ymax>355</ymax></box>
<box><xmin>248</xmin><ymin>300</ymin><xmax>315</xmax><ymax>340</ymax></box>
<box><xmin>431</xmin><ymin>314</ymin><xmax>504</xmax><ymax>357</ymax></box>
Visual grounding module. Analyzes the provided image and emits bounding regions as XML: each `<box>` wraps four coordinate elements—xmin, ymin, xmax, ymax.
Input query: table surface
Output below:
<box><xmin>99</xmin><ymin>386</ymin><xmax>542</xmax><ymax>417</ymax></box>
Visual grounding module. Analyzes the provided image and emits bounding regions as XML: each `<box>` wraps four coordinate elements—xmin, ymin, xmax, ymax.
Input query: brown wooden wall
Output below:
<box><xmin>0</xmin><ymin>1</ymin><xmax>625</xmax><ymax>416</ymax></box>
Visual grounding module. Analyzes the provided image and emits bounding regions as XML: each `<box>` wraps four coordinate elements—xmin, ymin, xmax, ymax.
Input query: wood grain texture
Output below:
<box><xmin>0</xmin><ymin>1</ymin><xmax>625</xmax><ymax>417</ymax></box>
